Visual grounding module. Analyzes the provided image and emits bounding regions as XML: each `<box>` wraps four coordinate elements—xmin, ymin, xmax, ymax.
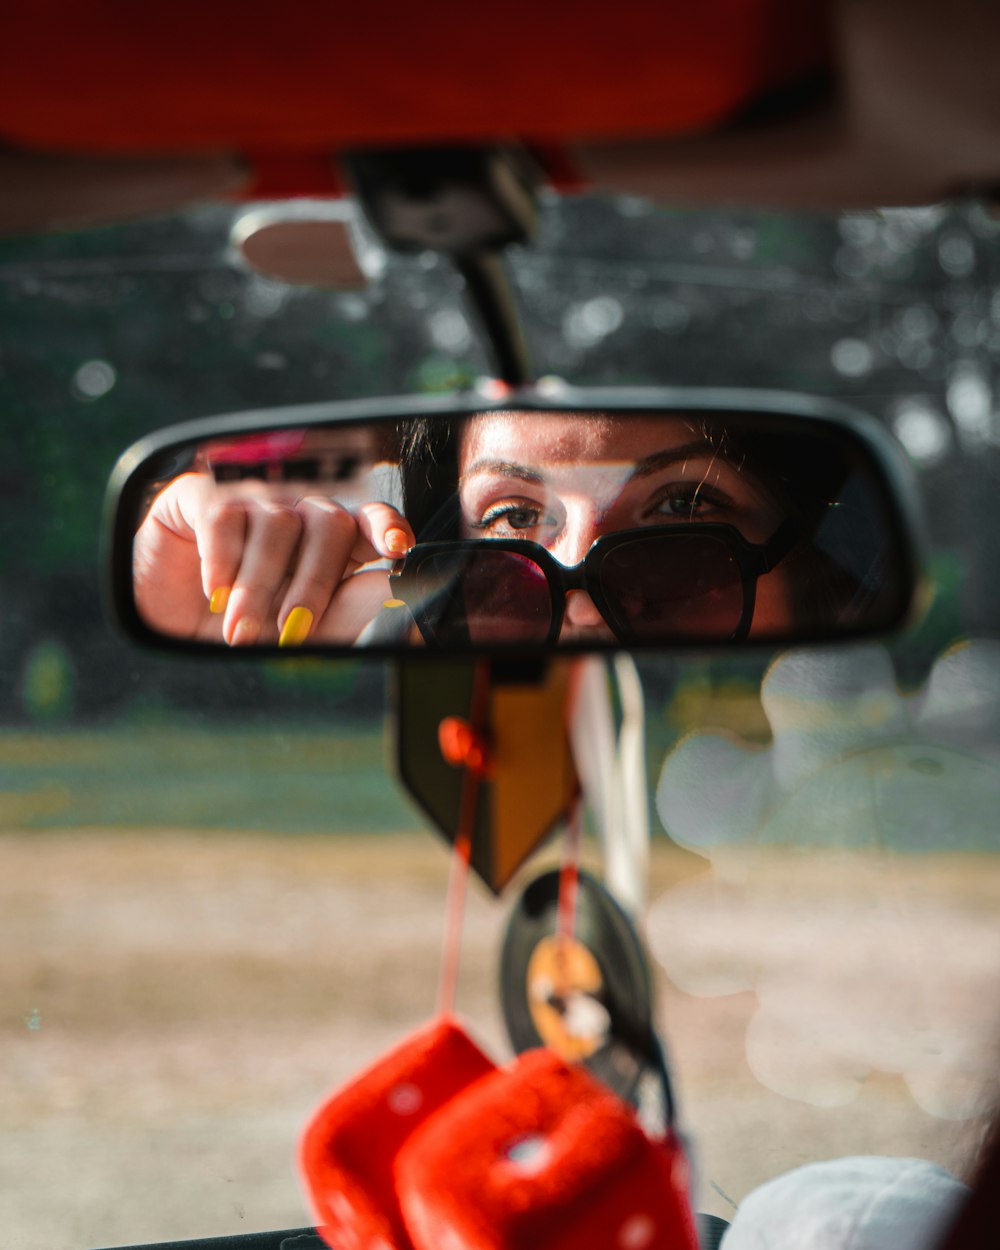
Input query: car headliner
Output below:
<box><xmin>2</xmin><ymin>0</ymin><xmax>999</xmax><ymax>234</ymax></box>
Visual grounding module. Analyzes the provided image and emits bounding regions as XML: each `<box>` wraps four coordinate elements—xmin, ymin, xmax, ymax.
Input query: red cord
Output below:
<box><xmin>556</xmin><ymin>795</ymin><xmax>582</xmax><ymax>946</ymax></box>
<box><xmin>437</xmin><ymin>662</ymin><xmax>492</xmax><ymax>1019</ymax></box>
<box><xmin>437</xmin><ymin>829</ymin><xmax>472</xmax><ymax>1019</ymax></box>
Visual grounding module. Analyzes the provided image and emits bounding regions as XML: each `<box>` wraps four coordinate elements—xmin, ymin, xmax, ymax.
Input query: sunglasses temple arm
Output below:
<box><xmin>761</xmin><ymin>517</ymin><xmax>801</xmax><ymax>570</ymax></box>
<box><xmin>732</xmin><ymin>517</ymin><xmax>801</xmax><ymax>640</ymax></box>
<box><xmin>389</xmin><ymin>559</ymin><xmax>473</xmax><ymax>648</ymax></box>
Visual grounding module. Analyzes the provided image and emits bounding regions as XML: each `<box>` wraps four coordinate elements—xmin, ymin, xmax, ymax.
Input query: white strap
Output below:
<box><xmin>568</xmin><ymin>656</ymin><xmax>649</xmax><ymax>918</ymax></box>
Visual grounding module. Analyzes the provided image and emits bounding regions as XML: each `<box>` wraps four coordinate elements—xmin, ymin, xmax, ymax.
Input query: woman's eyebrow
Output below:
<box><xmin>460</xmin><ymin>459</ymin><xmax>544</xmax><ymax>484</ymax></box>
<box><xmin>629</xmin><ymin>442</ymin><xmax>723</xmax><ymax>478</ymax></box>
<box><xmin>460</xmin><ymin>443</ymin><xmax>726</xmax><ymax>485</ymax></box>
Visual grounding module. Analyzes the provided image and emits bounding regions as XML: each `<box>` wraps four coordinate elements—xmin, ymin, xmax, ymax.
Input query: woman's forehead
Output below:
<box><xmin>459</xmin><ymin>411</ymin><xmax>706</xmax><ymax>470</ymax></box>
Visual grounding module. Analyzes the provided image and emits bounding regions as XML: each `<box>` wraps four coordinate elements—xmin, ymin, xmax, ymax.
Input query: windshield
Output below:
<box><xmin>2</xmin><ymin>195</ymin><xmax>998</xmax><ymax>1249</ymax></box>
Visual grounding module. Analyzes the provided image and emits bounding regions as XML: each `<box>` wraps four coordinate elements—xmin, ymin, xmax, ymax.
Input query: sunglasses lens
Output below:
<box><xmin>403</xmin><ymin>547</ymin><xmax>553</xmax><ymax>643</ymax></box>
<box><xmin>598</xmin><ymin>532</ymin><xmax>746</xmax><ymax>640</ymax></box>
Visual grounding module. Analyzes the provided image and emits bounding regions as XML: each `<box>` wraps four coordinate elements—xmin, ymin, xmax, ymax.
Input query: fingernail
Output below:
<box><xmin>279</xmin><ymin>606</ymin><xmax>314</xmax><ymax>647</ymax></box>
<box><xmin>383</xmin><ymin>598</ymin><xmax>407</xmax><ymax>609</ymax></box>
<box><xmin>210</xmin><ymin>586</ymin><xmax>231</xmax><ymax>614</ymax></box>
<box><xmin>232</xmin><ymin>615</ymin><xmax>261</xmax><ymax>646</ymax></box>
<box><xmin>385</xmin><ymin>528</ymin><xmax>411</xmax><ymax>556</ymax></box>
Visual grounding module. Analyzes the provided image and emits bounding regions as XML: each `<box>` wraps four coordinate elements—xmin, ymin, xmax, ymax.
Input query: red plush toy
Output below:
<box><xmin>300</xmin><ymin>1019</ymin><xmax>699</xmax><ymax>1250</ymax></box>
<box><xmin>300</xmin><ymin>1017</ymin><xmax>496</xmax><ymax>1250</ymax></box>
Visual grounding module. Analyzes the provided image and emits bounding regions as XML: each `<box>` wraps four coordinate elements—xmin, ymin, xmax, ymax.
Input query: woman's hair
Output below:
<box><xmin>397</xmin><ymin>415</ymin><xmax>461</xmax><ymax>539</ymax></box>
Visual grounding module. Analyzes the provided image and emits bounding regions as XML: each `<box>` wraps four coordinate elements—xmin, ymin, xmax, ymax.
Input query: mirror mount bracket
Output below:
<box><xmin>343</xmin><ymin>145</ymin><xmax>538</xmax><ymax>385</ymax></box>
<box><xmin>342</xmin><ymin>145</ymin><xmax>540</xmax><ymax>256</ymax></box>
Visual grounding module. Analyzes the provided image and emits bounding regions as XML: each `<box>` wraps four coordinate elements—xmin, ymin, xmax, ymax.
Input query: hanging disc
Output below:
<box><xmin>499</xmin><ymin>867</ymin><xmax>656</xmax><ymax>1104</ymax></box>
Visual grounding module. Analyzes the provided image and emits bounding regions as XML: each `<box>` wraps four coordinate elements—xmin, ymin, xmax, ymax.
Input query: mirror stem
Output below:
<box><xmin>454</xmin><ymin>251</ymin><xmax>532</xmax><ymax>388</ymax></box>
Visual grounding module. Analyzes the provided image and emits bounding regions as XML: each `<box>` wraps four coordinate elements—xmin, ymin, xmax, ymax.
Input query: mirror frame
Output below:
<box><xmin>104</xmin><ymin>384</ymin><xmax>927</xmax><ymax>657</ymax></box>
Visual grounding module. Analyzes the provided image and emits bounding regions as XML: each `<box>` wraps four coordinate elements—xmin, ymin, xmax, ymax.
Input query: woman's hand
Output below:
<box><xmin>132</xmin><ymin>473</ymin><xmax>414</xmax><ymax>646</ymax></box>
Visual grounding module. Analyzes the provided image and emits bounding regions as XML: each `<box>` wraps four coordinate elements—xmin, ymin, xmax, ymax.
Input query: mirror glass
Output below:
<box><xmin>111</xmin><ymin>403</ymin><xmax>919</xmax><ymax>652</ymax></box>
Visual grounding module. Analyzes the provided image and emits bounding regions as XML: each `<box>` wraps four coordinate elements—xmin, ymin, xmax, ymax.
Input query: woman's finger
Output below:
<box><xmin>352</xmin><ymin>501</ymin><xmax>414</xmax><ymax>562</ymax></box>
<box><xmin>313</xmin><ymin>568</ymin><xmax>400</xmax><ymax>644</ymax></box>
<box><xmin>276</xmin><ymin>498</ymin><xmax>364</xmax><ymax>646</ymax></box>
<box><xmin>193</xmin><ymin>495</ymin><xmax>252</xmax><ymax>612</ymax></box>
<box><xmin>221</xmin><ymin>500</ymin><xmax>304</xmax><ymax>645</ymax></box>
<box><xmin>133</xmin><ymin>474</ymin><xmax>239</xmax><ymax>638</ymax></box>
<box><xmin>276</xmin><ymin>500</ymin><xmax>414</xmax><ymax>646</ymax></box>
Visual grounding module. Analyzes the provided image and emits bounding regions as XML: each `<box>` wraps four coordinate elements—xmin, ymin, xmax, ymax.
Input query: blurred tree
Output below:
<box><xmin>1</xmin><ymin>197</ymin><xmax>997</xmax><ymax>724</ymax></box>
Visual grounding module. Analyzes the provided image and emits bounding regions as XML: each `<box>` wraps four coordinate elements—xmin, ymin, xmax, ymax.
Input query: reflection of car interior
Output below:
<box><xmin>199</xmin><ymin>431</ymin><xmax>375</xmax><ymax>486</ymax></box>
<box><xmin>4</xmin><ymin>5</ymin><xmax>1000</xmax><ymax>1250</ymax></box>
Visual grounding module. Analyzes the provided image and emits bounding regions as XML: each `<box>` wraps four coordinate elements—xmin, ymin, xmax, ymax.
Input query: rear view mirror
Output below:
<box><xmin>105</xmin><ymin>388</ymin><xmax>923</xmax><ymax>655</ymax></box>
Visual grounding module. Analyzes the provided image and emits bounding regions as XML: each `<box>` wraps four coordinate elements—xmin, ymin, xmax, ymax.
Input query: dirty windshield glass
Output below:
<box><xmin>2</xmin><ymin>196</ymin><xmax>999</xmax><ymax>1249</ymax></box>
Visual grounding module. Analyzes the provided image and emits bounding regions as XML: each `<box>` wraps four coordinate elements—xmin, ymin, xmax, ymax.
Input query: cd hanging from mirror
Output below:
<box><xmin>499</xmin><ymin>867</ymin><xmax>659</xmax><ymax>1107</ymax></box>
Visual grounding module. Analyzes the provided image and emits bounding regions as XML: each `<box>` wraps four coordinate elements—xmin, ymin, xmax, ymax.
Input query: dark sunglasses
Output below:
<box><xmin>389</xmin><ymin>520</ymin><xmax>799</xmax><ymax>646</ymax></box>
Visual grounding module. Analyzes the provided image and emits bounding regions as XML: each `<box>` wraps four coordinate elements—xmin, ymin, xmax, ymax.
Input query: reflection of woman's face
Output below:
<box><xmin>458</xmin><ymin>413</ymin><xmax>797</xmax><ymax>642</ymax></box>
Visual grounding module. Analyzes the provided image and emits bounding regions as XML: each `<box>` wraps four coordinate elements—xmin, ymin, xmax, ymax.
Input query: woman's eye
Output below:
<box><xmin>652</xmin><ymin>488</ymin><xmax>721</xmax><ymax>520</ymax></box>
<box><xmin>474</xmin><ymin>502</ymin><xmax>548</xmax><ymax>532</ymax></box>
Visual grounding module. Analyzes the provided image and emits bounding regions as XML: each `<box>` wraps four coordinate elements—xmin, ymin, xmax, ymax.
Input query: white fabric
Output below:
<box><xmin>721</xmin><ymin>1156</ymin><xmax>968</xmax><ymax>1250</ymax></box>
<box><xmin>569</xmin><ymin>656</ymin><xmax>649</xmax><ymax>917</ymax></box>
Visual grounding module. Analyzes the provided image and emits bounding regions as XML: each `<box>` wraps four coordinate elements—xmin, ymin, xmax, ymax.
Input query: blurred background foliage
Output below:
<box><xmin>1</xmin><ymin>193</ymin><xmax>998</xmax><ymax>830</ymax></box>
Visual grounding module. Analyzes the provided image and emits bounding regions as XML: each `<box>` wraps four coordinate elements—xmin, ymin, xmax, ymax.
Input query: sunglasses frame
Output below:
<box><xmin>390</xmin><ymin>518</ymin><xmax>800</xmax><ymax>647</ymax></box>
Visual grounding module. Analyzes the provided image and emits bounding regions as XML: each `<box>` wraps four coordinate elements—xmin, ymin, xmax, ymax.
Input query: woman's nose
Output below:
<box><xmin>562</xmin><ymin>589</ymin><xmax>606</xmax><ymax>633</ymax></box>
<box><xmin>549</xmin><ymin>499</ymin><xmax>606</xmax><ymax>567</ymax></box>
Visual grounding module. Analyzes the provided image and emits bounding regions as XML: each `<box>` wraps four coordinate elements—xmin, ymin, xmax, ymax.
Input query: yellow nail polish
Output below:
<box><xmin>279</xmin><ymin>605</ymin><xmax>314</xmax><ymax>647</ymax></box>
<box><xmin>385</xmin><ymin>528</ymin><xmax>411</xmax><ymax>556</ymax></box>
<box><xmin>383</xmin><ymin>598</ymin><xmax>407</xmax><ymax>609</ymax></box>
<box><xmin>209</xmin><ymin>586</ymin><xmax>231</xmax><ymax>614</ymax></box>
